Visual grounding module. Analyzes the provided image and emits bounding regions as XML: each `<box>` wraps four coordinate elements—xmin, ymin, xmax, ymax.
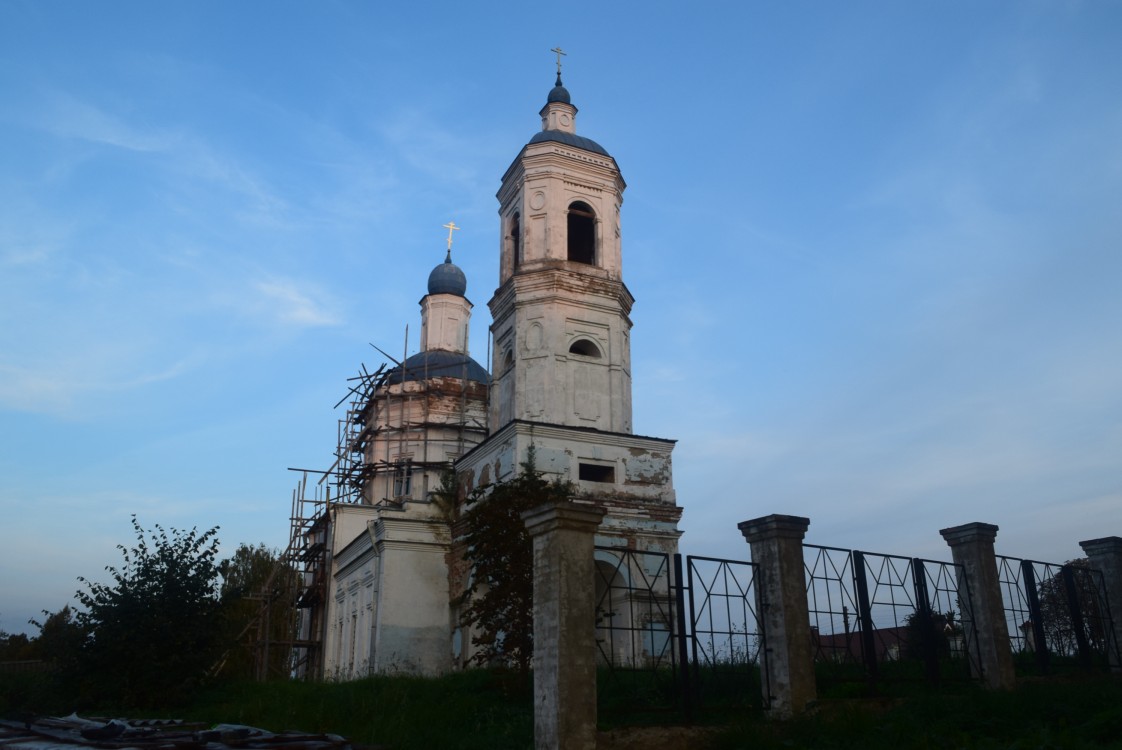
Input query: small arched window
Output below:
<box><xmin>568</xmin><ymin>338</ymin><xmax>602</xmax><ymax>358</ymax></box>
<box><xmin>510</xmin><ymin>212</ymin><xmax>521</xmax><ymax>268</ymax></box>
<box><xmin>502</xmin><ymin>349</ymin><xmax>514</xmax><ymax>372</ymax></box>
<box><xmin>567</xmin><ymin>201</ymin><xmax>596</xmax><ymax>264</ymax></box>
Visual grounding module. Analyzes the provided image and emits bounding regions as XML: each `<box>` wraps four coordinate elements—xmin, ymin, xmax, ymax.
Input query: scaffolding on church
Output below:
<box><xmin>239</xmin><ymin>340</ymin><xmax>489</xmax><ymax>680</ymax></box>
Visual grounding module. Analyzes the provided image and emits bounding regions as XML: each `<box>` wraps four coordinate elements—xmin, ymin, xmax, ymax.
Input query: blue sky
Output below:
<box><xmin>2</xmin><ymin>1</ymin><xmax>1120</xmax><ymax>635</ymax></box>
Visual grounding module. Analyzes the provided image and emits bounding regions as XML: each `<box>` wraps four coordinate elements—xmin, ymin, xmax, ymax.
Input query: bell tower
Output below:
<box><xmin>457</xmin><ymin>57</ymin><xmax>678</xmax><ymax>555</ymax></box>
<box><xmin>489</xmin><ymin>62</ymin><xmax>633</xmax><ymax>434</ymax></box>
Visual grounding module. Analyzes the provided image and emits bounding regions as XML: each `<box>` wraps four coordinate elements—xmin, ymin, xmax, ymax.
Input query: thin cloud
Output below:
<box><xmin>252</xmin><ymin>277</ymin><xmax>341</xmax><ymax>328</ymax></box>
<box><xmin>0</xmin><ymin>358</ymin><xmax>195</xmax><ymax>415</ymax></box>
<box><xmin>33</xmin><ymin>91</ymin><xmax>180</xmax><ymax>153</ymax></box>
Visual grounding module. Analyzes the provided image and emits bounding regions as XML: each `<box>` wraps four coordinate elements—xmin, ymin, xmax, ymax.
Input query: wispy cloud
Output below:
<box><xmin>0</xmin><ymin>358</ymin><xmax>195</xmax><ymax>415</ymax></box>
<box><xmin>32</xmin><ymin>91</ymin><xmax>180</xmax><ymax>153</ymax></box>
<box><xmin>250</xmin><ymin>277</ymin><xmax>341</xmax><ymax>328</ymax></box>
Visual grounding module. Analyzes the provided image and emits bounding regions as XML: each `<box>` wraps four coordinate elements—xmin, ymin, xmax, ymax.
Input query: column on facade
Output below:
<box><xmin>522</xmin><ymin>501</ymin><xmax>606</xmax><ymax>750</ymax></box>
<box><xmin>939</xmin><ymin>522</ymin><xmax>1016</xmax><ymax>690</ymax></box>
<box><xmin>737</xmin><ymin>514</ymin><xmax>816</xmax><ymax>718</ymax></box>
<box><xmin>1079</xmin><ymin>536</ymin><xmax>1122</xmax><ymax>672</ymax></box>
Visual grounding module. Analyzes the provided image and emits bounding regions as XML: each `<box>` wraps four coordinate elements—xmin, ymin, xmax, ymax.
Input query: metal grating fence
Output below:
<box><xmin>996</xmin><ymin>556</ymin><xmax>1120</xmax><ymax>674</ymax></box>
<box><xmin>683</xmin><ymin>555</ymin><xmax>766</xmax><ymax>713</ymax></box>
<box><xmin>804</xmin><ymin>545</ymin><xmax>978</xmax><ymax>692</ymax></box>
<box><xmin>593</xmin><ymin>547</ymin><xmax>765</xmax><ymax>721</ymax></box>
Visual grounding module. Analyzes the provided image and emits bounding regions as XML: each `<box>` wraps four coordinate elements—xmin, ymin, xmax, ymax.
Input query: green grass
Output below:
<box><xmin>5</xmin><ymin>668</ymin><xmax>1121</xmax><ymax>750</ymax></box>
<box><xmin>708</xmin><ymin>675</ymin><xmax>1122</xmax><ymax>749</ymax></box>
<box><xmin>178</xmin><ymin>671</ymin><xmax>534</xmax><ymax>750</ymax></box>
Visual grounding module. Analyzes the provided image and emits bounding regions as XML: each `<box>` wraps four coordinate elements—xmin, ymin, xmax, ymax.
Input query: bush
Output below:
<box><xmin>72</xmin><ymin>516</ymin><xmax>223</xmax><ymax>708</ymax></box>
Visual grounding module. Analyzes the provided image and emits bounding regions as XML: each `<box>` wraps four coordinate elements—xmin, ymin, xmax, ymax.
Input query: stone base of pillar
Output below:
<box><xmin>524</xmin><ymin>502</ymin><xmax>606</xmax><ymax>750</ymax></box>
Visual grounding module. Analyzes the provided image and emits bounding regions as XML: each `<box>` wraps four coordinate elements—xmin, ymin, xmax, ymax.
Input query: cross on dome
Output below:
<box><xmin>442</xmin><ymin>220</ymin><xmax>460</xmax><ymax>261</ymax></box>
<box><xmin>551</xmin><ymin>46</ymin><xmax>566</xmax><ymax>85</ymax></box>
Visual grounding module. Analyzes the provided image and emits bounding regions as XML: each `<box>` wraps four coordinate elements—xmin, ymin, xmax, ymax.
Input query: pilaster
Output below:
<box><xmin>738</xmin><ymin>514</ymin><xmax>816</xmax><ymax>718</ymax></box>
<box><xmin>1079</xmin><ymin>536</ymin><xmax>1122</xmax><ymax>672</ymax></box>
<box><xmin>939</xmin><ymin>522</ymin><xmax>1016</xmax><ymax>689</ymax></box>
<box><xmin>523</xmin><ymin>502</ymin><xmax>605</xmax><ymax>750</ymax></box>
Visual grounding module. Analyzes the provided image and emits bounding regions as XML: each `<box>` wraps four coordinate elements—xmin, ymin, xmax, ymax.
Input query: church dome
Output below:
<box><xmin>381</xmin><ymin>349</ymin><xmax>490</xmax><ymax>386</ymax></box>
<box><xmin>547</xmin><ymin>83</ymin><xmax>571</xmax><ymax>104</ymax></box>
<box><xmin>427</xmin><ymin>252</ymin><xmax>467</xmax><ymax>296</ymax></box>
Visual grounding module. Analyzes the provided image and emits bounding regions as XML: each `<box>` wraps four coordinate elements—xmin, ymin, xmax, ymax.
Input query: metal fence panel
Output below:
<box><xmin>804</xmin><ymin>544</ymin><xmax>976</xmax><ymax>693</ymax></box>
<box><xmin>996</xmin><ymin>556</ymin><xmax>1119</xmax><ymax>674</ymax></box>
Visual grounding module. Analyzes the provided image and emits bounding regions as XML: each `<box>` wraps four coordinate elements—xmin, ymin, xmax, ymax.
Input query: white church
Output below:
<box><xmin>293</xmin><ymin>65</ymin><xmax>683</xmax><ymax>678</ymax></box>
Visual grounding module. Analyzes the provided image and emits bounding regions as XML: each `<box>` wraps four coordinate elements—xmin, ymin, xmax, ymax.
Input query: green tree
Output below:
<box><xmin>1036</xmin><ymin>558</ymin><xmax>1105</xmax><ymax>657</ymax></box>
<box><xmin>0</xmin><ymin>629</ymin><xmax>32</xmax><ymax>661</ymax></box>
<box><xmin>459</xmin><ymin>454</ymin><xmax>575</xmax><ymax>673</ymax></box>
<box><xmin>217</xmin><ymin>543</ymin><xmax>299</xmax><ymax>680</ymax></box>
<box><xmin>27</xmin><ymin>605</ymin><xmax>85</xmax><ymax>665</ymax></box>
<box><xmin>73</xmin><ymin>516</ymin><xmax>223</xmax><ymax>707</ymax></box>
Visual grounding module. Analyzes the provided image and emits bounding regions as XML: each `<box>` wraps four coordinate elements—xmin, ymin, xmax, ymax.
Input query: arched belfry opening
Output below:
<box><xmin>568</xmin><ymin>338</ymin><xmax>602</xmax><ymax>358</ymax></box>
<box><xmin>567</xmin><ymin>201</ymin><xmax>596</xmax><ymax>264</ymax></box>
<box><xmin>510</xmin><ymin>212</ymin><xmax>521</xmax><ymax>269</ymax></box>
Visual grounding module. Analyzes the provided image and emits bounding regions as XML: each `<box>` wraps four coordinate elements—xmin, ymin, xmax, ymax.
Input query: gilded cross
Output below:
<box><xmin>442</xmin><ymin>220</ymin><xmax>460</xmax><ymax>251</ymax></box>
<box><xmin>551</xmin><ymin>46</ymin><xmax>566</xmax><ymax>77</ymax></box>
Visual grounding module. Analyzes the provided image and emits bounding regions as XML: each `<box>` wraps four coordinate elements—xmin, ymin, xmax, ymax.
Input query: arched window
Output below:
<box><xmin>502</xmin><ymin>349</ymin><xmax>514</xmax><ymax>372</ymax></box>
<box><xmin>510</xmin><ymin>212</ymin><xmax>521</xmax><ymax>268</ymax></box>
<box><xmin>567</xmin><ymin>201</ymin><xmax>596</xmax><ymax>264</ymax></box>
<box><xmin>568</xmin><ymin>338</ymin><xmax>602</xmax><ymax>358</ymax></box>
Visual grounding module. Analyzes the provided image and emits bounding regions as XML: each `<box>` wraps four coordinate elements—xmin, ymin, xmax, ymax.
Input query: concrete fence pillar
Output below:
<box><xmin>1079</xmin><ymin>536</ymin><xmax>1122</xmax><ymax>672</ymax></box>
<box><xmin>939</xmin><ymin>522</ymin><xmax>1016</xmax><ymax>690</ymax></box>
<box><xmin>738</xmin><ymin>514</ymin><xmax>816</xmax><ymax>718</ymax></box>
<box><xmin>523</xmin><ymin>501</ymin><xmax>606</xmax><ymax>750</ymax></box>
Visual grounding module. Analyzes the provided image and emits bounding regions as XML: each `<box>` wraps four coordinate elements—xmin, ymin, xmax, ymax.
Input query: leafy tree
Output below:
<box><xmin>27</xmin><ymin>605</ymin><xmax>85</xmax><ymax>664</ymax></box>
<box><xmin>217</xmin><ymin>543</ymin><xmax>299</xmax><ymax>680</ymax></box>
<box><xmin>0</xmin><ymin>629</ymin><xmax>32</xmax><ymax>661</ymax></box>
<box><xmin>1036</xmin><ymin>558</ymin><xmax>1105</xmax><ymax>658</ymax></box>
<box><xmin>73</xmin><ymin>516</ymin><xmax>223</xmax><ymax>707</ymax></box>
<box><xmin>459</xmin><ymin>453</ymin><xmax>575</xmax><ymax>673</ymax></box>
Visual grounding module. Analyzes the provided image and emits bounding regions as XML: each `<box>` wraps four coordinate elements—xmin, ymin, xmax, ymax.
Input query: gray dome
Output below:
<box><xmin>528</xmin><ymin>129</ymin><xmax>610</xmax><ymax>157</ymax></box>
<box><xmin>381</xmin><ymin>350</ymin><xmax>490</xmax><ymax>386</ymax></box>
<box><xmin>427</xmin><ymin>253</ymin><xmax>467</xmax><ymax>296</ymax></box>
<box><xmin>547</xmin><ymin>84</ymin><xmax>571</xmax><ymax>104</ymax></box>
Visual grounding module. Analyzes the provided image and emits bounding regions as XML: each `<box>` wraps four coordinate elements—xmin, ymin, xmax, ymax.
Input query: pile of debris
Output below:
<box><xmin>0</xmin><ymin>715</ymin><xmax>372</xmax><ymax>750</ymax></box>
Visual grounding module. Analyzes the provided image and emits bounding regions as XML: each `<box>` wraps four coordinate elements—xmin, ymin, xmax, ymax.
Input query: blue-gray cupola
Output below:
<box><xmin>421</xmin><ymin>243</ymin><xmax>473</xmax><ymax>355</ymax></box>
<box><xmin>546</xmin><ymin>72</ymin><xmax>571</xmax><ymax>105</ymax></box>
<box><xmin>540</xmin><ymin>72</ymin><xmax>580</xmax><ymax>135</ymax></box>
<box><xmin>427</xmin><ymin>249</ymin><xmax>467</xmax><ymax>297</ymax></box>
<box><xmin>533</xmin><ymin>73</ymin><xmax>611</xmax><ymax>156</ymax></box>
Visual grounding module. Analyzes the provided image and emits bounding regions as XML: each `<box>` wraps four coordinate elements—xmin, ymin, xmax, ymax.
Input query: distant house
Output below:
<box><xmin>812</xmin><ymin>613</ymin><xmax>964</xmax><ymax>663</ymax></box>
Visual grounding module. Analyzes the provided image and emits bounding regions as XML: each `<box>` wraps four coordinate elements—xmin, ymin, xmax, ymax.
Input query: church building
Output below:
<box><xmin>296</xmin><ymin>64</ymin><xmax>682</xmax><ymax>679</ymax></box>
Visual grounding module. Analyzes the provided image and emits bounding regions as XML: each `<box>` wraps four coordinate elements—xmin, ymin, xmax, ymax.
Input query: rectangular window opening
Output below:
<box><xmin>579</xmin><ymin>463</ymin><xmax>615</xmax><ymax>483</ymax></box>
<box><xmin>392</xmin><ymin>460</ymin><xmax>413</xmax><ymax>497</ymax></box>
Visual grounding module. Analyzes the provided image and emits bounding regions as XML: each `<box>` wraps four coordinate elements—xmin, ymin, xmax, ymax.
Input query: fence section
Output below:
<box><xmin>593</xmin><ymin>547</ymin><xmax>766</xmax><ymax>721</ymax></box>
<box><xmin>996</xmin><ymin>556</ymin><xmax>1120</xmax><ymax>674</ymax></box>
<box><xmin>804</xmin><ymin>545</ymin><xmax>976</xmax><ymax>693</ymax></box>
<box><xmin>684</xmin><ymin>554</ymin><xmax>766</xmax><ymax>713</ymax></box>
<box><xmin>593</xmin><ymin>546</ymin><xmax>678</xmax><ymax>719</ymax></box>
